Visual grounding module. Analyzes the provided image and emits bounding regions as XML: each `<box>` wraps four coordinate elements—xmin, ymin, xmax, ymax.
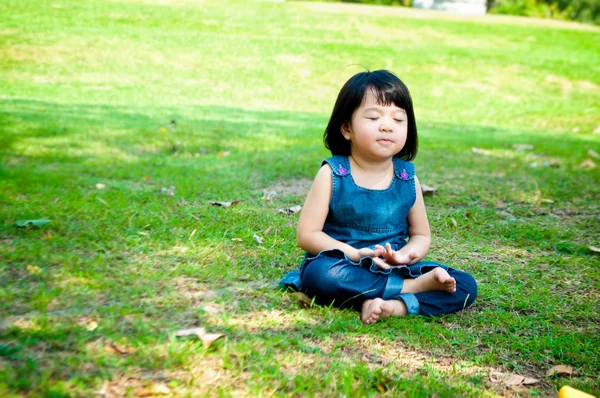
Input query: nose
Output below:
<box><xmin>380</xmin><ymin>120</ymin><xmax>393</xmax><ymax>133</ymax></box>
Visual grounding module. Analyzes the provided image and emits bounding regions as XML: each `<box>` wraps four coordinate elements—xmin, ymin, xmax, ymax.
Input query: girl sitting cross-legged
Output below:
<box><xmin>281</xmin><ymin>70</ymin><xmax>477</xmax><ymax>324</ymax></box>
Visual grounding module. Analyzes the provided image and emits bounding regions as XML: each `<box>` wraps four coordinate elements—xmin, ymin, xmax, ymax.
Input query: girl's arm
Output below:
<box><xmin>373</xmin><ymin>176</ymin><xmax>431</xmax><ymax>268</ymax></box>
<box><xmin>297</xmin><ymin>164</ymin><xmax>382</xmax><ymax>262</ymax></box>
<box><xmin>401</xmin><ymin>175</ymin><xmax>432</xmax><ymax>260</ymax></box>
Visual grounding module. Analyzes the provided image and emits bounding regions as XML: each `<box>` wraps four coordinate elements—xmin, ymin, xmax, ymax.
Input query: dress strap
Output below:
<box><xmin>322</xmin><ymin>156</ymin><xmax>351</xmax><ymax>177</ymax></box>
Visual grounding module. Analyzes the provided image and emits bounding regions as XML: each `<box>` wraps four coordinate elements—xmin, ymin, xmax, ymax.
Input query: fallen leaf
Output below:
<box><xmin>174</xmin><ymin>327</ymin><xmax>205</xmax><ymax>338</ymax></box>
<box><xmin>231</xmin><ymin>238</ymin><xmax>243</xmax><ymax>242</ymax></box>
<box><xmin>504</xmin><ymin>374</ymin><xmax>525</xmax><ymax>386</ymax></box>
<box><xmin>210</xmin><ymin>200</ymin><xmax>240</xmax><ymax>207</ymax></box>
<box><xmin>542</xmin><ymin>199</ymin><xmax>555</xmax><ymax>204</ymax></box>
<box><xmin>202</xmin><ymin>305</ymin><xmax>222</xmax><ymax>314</ymax></box>
<box><xmin>86</xmin><ymin>321</ymin><xmax>98</xmax><ymax>331</ymax></box>
<box><xmin>174</xmin><ymin>327</ymin><xmax>224</xmax><ymax>348</ymax></box>
<box><xmin>159</xmin><ymin>186</ymin><xmax>175</xmax><ymax>196</ymax></box>
<box><xmin>292</xmin><ymin>292</ymin><xmax>313</xmax><ymax>307</ymax></box>
<box><xmin>262</xmin><ymin>190</ymin><xmax>277</xmax><ymax>201</ymax></box>
<box><xmin>218</xmin><ymin>150</ymin><xmax>230</xmax><ymax>158</ymax></box>
<box><xmin>278</xmin><ymin>205</ymin><xmax>302</xmax><ymax>214</ymax></box>
<box><xmin>104</xmin><ymin>342</ymin><xmax>135</xmax><ymax>355</ymax></box>
<box><xmin>450</xmin><ymin>217</ymin><xmax>458</xmax><ymax>227</ymax></box>
<box><xmin>546</xmin><ymin>364</ymin><xmax>573</xmax><ymax>377</ymax></box>
<box><xmin>201</xmin><ymin>333</ymin><xmax>225</xmax><ymax>349</ymax></box>
<box><xmin>421</xmin><ymin>184</ymin><xmax>437</xmax><ymax>196</ymax></box>
<box><xmin>513</xmin><ymin>144</ymin><xmax>534</xmax><ymax>151</ymax></box>
<box><xmin>138</xmin><ymin>231</ymin><xmax>148</xmax><ymax>236</ymax></box>
<box><xmin>16</xmin><ymin>219</ymin><xmax>51</xmax><ymax>227</ymax></box>
<box><xmin>530</xmin><ymin>161</ymin><xmax>561</xmax><ymax>168</ymax></box>
<box><xmin>589</xmin><ymin>246</ymin><xmax>600</xmax><ymax>253</ymax></box>
<box><xmin>489</xmin><ymin>372</ymin><xmax>539</xmax><ymax>386</ymax></box>
<box><xmin>263</xmin><ymin>226</ymin><xmax>273</xmax><ymax>235</ymax></box>
<box><xmin>588</xmin><ymin>149</ymin><xmax>600</xmax><ymax>159</ymax></box>
<box><xmin>580</xmin><ymin>159</ymin><xmax>596</xmax><ymax>169</ymax></box>
<box><xmin>471</xmin><ymin>147</ymin><xmax>491</xmax><ymax>156</ymax></box>
<box><xmin>253</xmin><ymin>234</ymin><xmax>263</xmax><ymax>244</ymax></box>
<box><xmin>593</xmin><ymin>126</ymin><xmax>600</xmax><ymax>134</ymax></box>
<box><xmin>95</xmin><ymin>183</ymin><xmax>106</xmax><ymax>189</ymax></box>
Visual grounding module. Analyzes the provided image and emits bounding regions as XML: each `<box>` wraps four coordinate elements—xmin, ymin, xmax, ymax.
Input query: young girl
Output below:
<box><xmin>281</xmin><ymin>70</ymin><xmax>477</xmax><ymax>324</ymax></box>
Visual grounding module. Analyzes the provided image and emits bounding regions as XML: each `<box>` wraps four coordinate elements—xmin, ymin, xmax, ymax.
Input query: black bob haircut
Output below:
<box><xmin>324</xmin><ymin>70</ymin><xmax>418</xmax><ymax>161</ymax></box>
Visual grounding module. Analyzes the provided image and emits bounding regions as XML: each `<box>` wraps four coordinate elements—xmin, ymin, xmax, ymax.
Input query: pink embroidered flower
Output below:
<box><xmin>338</xmin><ymin>165</ymin><xmax>348</xmax><ymax>175</ymax></box>
<box><xmin>400</xmin><ymin>169</ymin><xmax>409</xmax><ymax>180</ymax></box>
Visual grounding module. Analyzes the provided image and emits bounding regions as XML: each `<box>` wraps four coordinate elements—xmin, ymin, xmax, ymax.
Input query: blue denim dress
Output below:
<box><xmin>281</xmin><ymin>156</ymin><xmax>477</xmax><ymax>316</ymax></box>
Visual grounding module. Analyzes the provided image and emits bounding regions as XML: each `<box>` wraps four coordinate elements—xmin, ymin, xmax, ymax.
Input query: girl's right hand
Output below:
<box><xmin>354</xmin><ymin>246</ymin><xmax>386</xmax><ymax>262</ymax></box>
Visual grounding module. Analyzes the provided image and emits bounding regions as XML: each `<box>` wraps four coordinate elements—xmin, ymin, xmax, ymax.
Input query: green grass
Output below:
<box><xmin>1</xmin><ymin>0</ymin><xmax>599</xmax><ymax>396</ymax></box>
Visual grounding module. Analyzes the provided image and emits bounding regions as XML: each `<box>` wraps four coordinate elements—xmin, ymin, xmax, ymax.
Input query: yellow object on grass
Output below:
<box><xmin>558</xmin><ymin>386</ymin><xmax>596</xmax><ymax>398</ymax></box>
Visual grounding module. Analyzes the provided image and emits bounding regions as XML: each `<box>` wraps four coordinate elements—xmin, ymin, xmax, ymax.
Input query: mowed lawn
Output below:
<box><xmin>1</xmin><ymin>0</ymin><xmax>599</xmax><ymax>396</ymax></box>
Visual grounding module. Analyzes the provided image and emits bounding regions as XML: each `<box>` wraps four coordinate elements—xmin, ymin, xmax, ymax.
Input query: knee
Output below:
<box><xmin>302</xmin><ymin>260</ymin><xmax>340</xmax><ymax>294</ymax></box>
<box><xmin>453</xmin><ymin>270</ymin><xmax>478</xmax><ymax>306</ymax></box>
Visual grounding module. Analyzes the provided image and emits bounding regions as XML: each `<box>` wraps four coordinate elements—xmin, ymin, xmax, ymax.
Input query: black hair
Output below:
<box><xmin>324</xmin><ymin>70</ymin><xmax>418</xmax><ymax>161</ymax></box>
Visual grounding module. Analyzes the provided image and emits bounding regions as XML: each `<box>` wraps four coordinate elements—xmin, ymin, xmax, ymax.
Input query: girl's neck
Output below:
<box><xmin>349</xmin><ymin>154</ymin><xmax>393</xmax><ymax>174</ymax></box>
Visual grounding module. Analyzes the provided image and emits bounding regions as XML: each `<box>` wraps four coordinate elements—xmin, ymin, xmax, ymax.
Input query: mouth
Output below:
<box><xmin>378</xmin><ymin>139</ymin><xmax>393</xmax><ymax>143</ymax></box>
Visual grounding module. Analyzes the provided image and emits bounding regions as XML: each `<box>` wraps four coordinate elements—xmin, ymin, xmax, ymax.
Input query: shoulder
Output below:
<box><xmin>392</xmin><ymin>158</ymin><xmax>415</xmax><ymax>179</ymax></box>
<box><xmin>322</xmin><ymin>156</ymin><xmax>350</xmax><ymax>177</ymax></box>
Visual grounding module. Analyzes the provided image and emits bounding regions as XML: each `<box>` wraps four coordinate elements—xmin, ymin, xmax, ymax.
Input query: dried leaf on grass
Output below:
<box><xmin>588</xmin><ymin>246</ymin><xmax>600</xmax><ymax>253</ymax></box>
<box><xmin>263</xmin><ymin>226</ymin><xmax>273</xmax><ymax>235</ymax></box>
<box><xmin>421</xmin><ymin>184</ymin><xmax>437</xmax><ymax>196</ymax></box>
<box><xmin>210</xmin><ymin>200</ymin><xmax>240</xmax><ymax>207</ymax></box>
<box><xmin>174</xmin><ymin>327</ymin><xmax>225</xmax><ymax>349</ymax></box>
<box><xmin>580</xmin><ymin>159</ymin><xmax>596</xmax><ymax>169</ymax></box>
<box><xmin>588</xmin><ymin>149</ymin><xmax>600</xmax><ymax>159</ymax></box>
<box><xmin>278</xmin><ymin>205</ymin><xmax>302</xmax><ymax>214</ymax></box>
<box><xmin>16</xmin><ymin>219</ymin><xmax>51</xmax><ymax>228</ymax></box>
<box><xmin>95</xmin><ymin>183</ymin><xmax>106</xmax><ymax>189</ymax></box>
<box><xmin>253</xmin><ymin>234</ymin><xmax>263</xmax><ymax>244</ymax></box>
<box><xmin>262</xmin><ymin>190</ymin><xmax>277</xmax><ymax>201</ymax></box>
<box><xmin>547</xmin><ymin>364</ymin><xmax>573</xmax><ymax>377</ymax></box>
<box><xmin>530</xmin><ymin>160</ymin><xmax>561</xmax><ymax>168</ymax></box>
<box><xmin>218</xmin><ymin>150</ymin><xmax>231</xmax><ymax>158</ymax></box>
<box><xmin>472</xmin><ymin>147</ymin><xmax>492</xmax><ymax>156</ymax></box>
<box><xmin>450</xmin><ymin>217</ymin><xmax>458</xmax><ymax>227</ymax></box>
<box><xmin>231</xmin><ymin>238</ymin><xmax>243</xmax><ymax>242</ymax></box>
<box><xmin>104</xmin><ymin>342</ymin><xmax>136</xmax><ymax>355</ymax></box>
<box><xmin>159</xmin><ymin>186</ymin><xmax>175</xmax><ymax>196</ymax></box>
<box><xmin>291</xmin><ymin>292</ymin><xmax>313</xmax><ymax>308</ymax></box>
<box><xmin>489</xmin><ymin>371</ymin><xmax>539</xmax><ymax>386</ymax></box>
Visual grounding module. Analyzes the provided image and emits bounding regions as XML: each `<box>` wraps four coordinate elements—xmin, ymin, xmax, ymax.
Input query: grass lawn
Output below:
<box><xmin>1</xmin><ymin>0</ymin><xmax>599</xmax><ymax>396</ymax></box>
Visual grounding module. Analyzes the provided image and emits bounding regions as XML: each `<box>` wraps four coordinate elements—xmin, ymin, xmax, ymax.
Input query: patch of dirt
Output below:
<box><xmin>262</xmin><ymin>178</ymin><xmax>312</xmax><ymax>199</ymax></box>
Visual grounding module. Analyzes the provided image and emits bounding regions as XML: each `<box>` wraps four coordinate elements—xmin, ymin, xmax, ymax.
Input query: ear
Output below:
<box><xmin>340</xmin><ymin>122</ymin><xmax>352</xmax><ymax>141</ymax></box>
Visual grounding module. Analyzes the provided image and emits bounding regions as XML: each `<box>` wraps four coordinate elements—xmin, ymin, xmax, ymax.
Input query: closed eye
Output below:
<box><xmin>394</xmin><ymin>119</ymin><xmax>404</xmax><ymax>122</ymax></box>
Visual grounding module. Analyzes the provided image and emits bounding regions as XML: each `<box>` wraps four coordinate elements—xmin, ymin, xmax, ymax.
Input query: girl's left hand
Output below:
<box><xmin>374</xmin><ymin>243</ymin><xmax>420</xmax><ymax>267</ymax></box>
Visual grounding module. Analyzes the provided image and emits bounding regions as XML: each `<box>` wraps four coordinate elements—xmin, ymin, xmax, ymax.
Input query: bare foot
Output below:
<box><xmin>361</xmin><ymin>298</ymin><xmax>407</xmax><ymax>324</ymax></box>
<box><xmin>402</xmin><ymin>267</ymin><xmax>457</xmax><ymax>294</ymax></box>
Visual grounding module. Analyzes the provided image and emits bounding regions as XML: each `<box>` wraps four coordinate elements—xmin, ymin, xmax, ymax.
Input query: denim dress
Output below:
<box><xmin>281</xmin><ymin>156</ymin><xmax>477</xmax><ymax>316</ymax></box>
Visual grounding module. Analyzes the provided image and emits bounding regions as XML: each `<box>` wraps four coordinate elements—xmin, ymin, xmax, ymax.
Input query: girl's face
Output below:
<box><xmin>341</xmin><ymin>90</ymin><xmax>408</xmax><ymax>161</ymax></box>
